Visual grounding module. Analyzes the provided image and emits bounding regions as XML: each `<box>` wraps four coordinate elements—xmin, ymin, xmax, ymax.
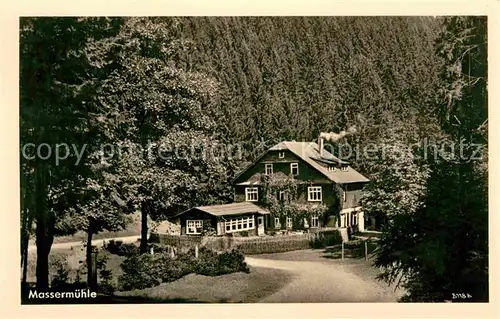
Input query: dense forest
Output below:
<box><xmin>20</xmin><ymin>16</ymin><xmax>487</xmax><ymax>301</ymax></box>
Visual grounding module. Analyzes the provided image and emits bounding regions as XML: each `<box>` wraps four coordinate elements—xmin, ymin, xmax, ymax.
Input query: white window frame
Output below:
<box><xmin>274</xmin><ymin>217</ymin><xmax>281</xmax><ymax>229</ymax></box>
<box><xmin>311</xmin><ymin>216</ymin><xmax>319</xmax><ymax>228</ymax></box>
<box><xmin>328</xmin><ymin>166</ymin><xmax>338</xmax><ymax>171</ymax></box>
<box><xmin>308</xmin><ymin>186</ymin><xmax>322</xmax><ymax>202</ymax></box>
<box><xmin>286</xmin><ymin>217</ymin><xmax>293</xmax><ymax>229</ymax></box>
<box><xmin>290</xmin><ymin>163</ymin><xmax>299</xmax><ymax>176</ymax></box>
<box><xmin>278</xmin><ymin>152</ymin><xmax>285</xmax><ymax>159</ymax></box>
<box><xmin>225</xmin><ymin>216</ymin><xmax>254</xmax><ymax>233</ymax></box>
<box><xmin>303</xmin><ymin>218</ymin><xmax>309</xmax><ymax>228</ymax></box>
<box><xmin>265</xmin><ymin>163</ymin><xmax>273</xmax><ymax>175</ymax></box>
<box><xmin>278</xmin><ymin>190</ymin><xmax>285</xmax><ymax>201</ymax></box>
<box><xmin>186</xmin><ymin>220</ymin><xmax>203</xmax><ymax>234</ymax></box>
<box><xmin>341</xmin><ymin>166</ymin><xmax>349</xmax><ymax>171</ymax></box>
<box><xmin>245</xmin><ymin>187</ymin><xmax>258</xmax><ymax>202</ymax></box>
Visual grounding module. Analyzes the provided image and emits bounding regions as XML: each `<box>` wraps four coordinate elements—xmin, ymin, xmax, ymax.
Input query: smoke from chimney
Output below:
<box><xmin>318</xmin><ymin>126</ymin><xmax>357</xmax><ymax>156</ymax></box>
<box><xmin>319</xmin><ymin>126</ymin><xmax>357</xmax><ymax>143</ymax></box>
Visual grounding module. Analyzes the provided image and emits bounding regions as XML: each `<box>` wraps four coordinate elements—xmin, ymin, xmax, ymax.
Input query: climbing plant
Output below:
<box><xmin>259</xmin><ymin>174</ymin><xmax>332</xmax><ymax>230</ymax></box>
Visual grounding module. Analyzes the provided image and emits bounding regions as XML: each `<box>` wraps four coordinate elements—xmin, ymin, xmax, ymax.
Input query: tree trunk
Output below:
<box><xmin>35</xmin><ymin>166</ymin><xmax>52</xmax><ymax>291</ymax></box>
<box><xmin>86</xmin><ymin>222</ymin><xmax>97</xmax><ymax>289</ymax></box>
<box><xmin>140</xmin><ymin>201</ymin><xmax>148</xmax><ymax>254</ymax></box>
<box><xmin>21</xmin><ymin>209</ymin><xmax>33</xmax><ymax>286</ymax></box>
<box><xmin>21</xmin><ymin>169</ymin><xmax>34</xmax><ymax>286</ymax></box>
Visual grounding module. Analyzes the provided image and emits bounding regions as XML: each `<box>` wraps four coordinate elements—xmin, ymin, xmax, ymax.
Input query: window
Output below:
<box><xmin>186</xmin><ymin>220</ymin><xmax>203</xmax><ymax>234</ymax></box>
<box><xmin>245</xmin><ymin>187</ymin><xmax>258</xmax><ymax>202</ymax></box>
<box><xmin>341</xmin><ymin>166</ymin><xmax>349</xmax><ymax>171</ymax></box>
<box><xmin>278</xmin><ymin>152</ymin><xmax>285</xmax><ymax>158</ymax></box>
<box><xmin>265</xmin><ymin>163</ymin><xmax>273</xmax><ymax>175</ymax></box>
<box><xmin>286</xmin><ymin>217</ymin><xmax>293</xmax><ymax>228</ymax></box>
<box><xmin>328</xmin><ymin>166</ymin><xmax>338</xmax><ymax>171</ymax></box>
<box><xmin>290</xmin><ymin>163</ymin><xmax>299</xmax><ymax>176</ymax></box>
<box><xmin>225</xmin><ymin>216</ymin><xmax>255</xmax><ymax>233</ymax></box>
<box><xmin>311</xmin><ymin>216</ymin><xmax>319</xmax><ymax>228</ymax></box>
<box><xmin>308</xmin><ymin>186</ymin><xmax>322</xmax><ymax>202</ymax></box>
<box><xmin>277</xmin><ymin>191</ymin><xmax>285</xmax><ymax>201</ymax></box>
<box><xmin>303</xmin><ymin>218</ymin><xmax>309</xmax><ymax>228</ymax></box>
<box><xmin>274</xmin><ymin>217</ymin><xmax>281</xmax><ymax>229</ymax></box>
<box><xmin>343</xmin><ymin>190</ymin><xmax>346</xmax><ymax>202</ymax></box>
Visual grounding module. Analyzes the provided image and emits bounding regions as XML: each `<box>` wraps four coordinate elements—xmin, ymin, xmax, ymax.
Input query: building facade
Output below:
<box><xmin>173</xmin><ymin>139</ymin><xmax>370</xmax><ymax>236</ymax></box>
<box><xmin>232</xmin><ymin>140</ymin><xmax>369</xmax><ymax>232</ymax></box>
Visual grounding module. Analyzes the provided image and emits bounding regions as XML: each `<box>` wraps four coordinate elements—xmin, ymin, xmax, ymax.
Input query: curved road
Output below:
<box><xmin>27</xmin><ymin>235</ymin><xmax>141</xmax><ymax>252</ymax></box>
<box><xmin>245</xmin><ymin>256</ymin><xmax>401</xmax><ymax>303</ymax></box>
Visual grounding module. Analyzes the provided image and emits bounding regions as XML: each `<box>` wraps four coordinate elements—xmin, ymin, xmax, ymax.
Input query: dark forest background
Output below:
<box><xmin>20</xmin><ymin>16</ymin><xmax>487</xmax><ymax>301</ymax></box>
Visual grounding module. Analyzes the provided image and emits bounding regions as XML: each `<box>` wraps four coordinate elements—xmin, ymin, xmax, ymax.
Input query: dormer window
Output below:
<box><xmin>265</xmin><ymin>163</ymin><xmax>273</xmax><ymax>175</ymax></box>
<box><xmin>278</xmin><ymin>152</ymin><xmax>285</xmax><ymax>158</ymax></box>
<box><xmin>290</xmin><ymin>163</ymin><xmax>299</xmax><ymax>176</ymax></box>
<box><xmin>341</xmin><ymin>166</ymin><xmax>349</xmax><ymax>172</ymax></box>
<box><xmin>328</xmin><ymin>166</ymin><xmax>338</xmax><ymax>172</ymax></box>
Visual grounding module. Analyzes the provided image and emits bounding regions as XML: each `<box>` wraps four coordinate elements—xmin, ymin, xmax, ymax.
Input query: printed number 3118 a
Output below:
<box><xmin>452</xmin><ymin>293</ymin><xmax>472</xmax><ymax>299</ymax></box>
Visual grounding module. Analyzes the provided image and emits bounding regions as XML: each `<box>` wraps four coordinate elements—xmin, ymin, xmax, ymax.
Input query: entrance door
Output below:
<box><xmin>257</xmin><ymin>216</ymin><xmax>265</xmax><ymax>236</ymax></box>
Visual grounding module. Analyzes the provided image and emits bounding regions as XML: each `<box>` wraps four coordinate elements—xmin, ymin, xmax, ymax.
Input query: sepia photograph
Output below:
<box><xmin>17</xmin><ymin>15</ymin><xmax>488</xmax><ymax>306</ymax></box>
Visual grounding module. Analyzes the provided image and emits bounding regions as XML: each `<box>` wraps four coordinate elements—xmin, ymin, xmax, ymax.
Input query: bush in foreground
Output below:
<box><xmin>310</xmin><ymin>230</ymin><xmax>343</xmax><ymax>249</ymax></box>
<box><xmin>103</xmin><ymin>240</ymin><xmax>140</xmax><ymax>257</ymax></box>
<box><xmin>192</xmin><ymin>247</ymin><xmax>249</xmax><ymax>276</ymax></box>
<box><xmin>118</xmin><ymin>248</ymin><xmax>249</xmax><ymax>291</ymax></box>
<box><xmin>119</xmin><ymin>254</ymin><xmax>163</xmax><ymax>291</ymax></box>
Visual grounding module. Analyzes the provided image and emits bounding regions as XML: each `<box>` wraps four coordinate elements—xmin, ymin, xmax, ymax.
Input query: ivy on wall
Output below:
<box><xmin>258</xmin><ymin>174</ymin><xmax>335</xmax><ymax>230</ymax></box>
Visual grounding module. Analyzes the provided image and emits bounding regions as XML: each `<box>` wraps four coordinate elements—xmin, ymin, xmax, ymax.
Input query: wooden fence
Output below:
<box><xmin>149</xmin><ymin>230</ymin><xmax>342</xmax><ymax>255</ymax></box>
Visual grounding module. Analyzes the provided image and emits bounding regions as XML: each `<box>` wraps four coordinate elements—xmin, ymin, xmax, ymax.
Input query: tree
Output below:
<box><xmin>361</xmin><ymin>126</ymin><xmax>432</xmax><ymax>226</ymax></box>
<box><xmin>54</xmin><ymin>165</ymin><xmax>134</xmax><ymax>289</ymax></box>
<box><xmin>92</xmin><ymin>17</ymin><xmax>230</xmax><ymax>253</ymax></box>
<box><xmin>373</xmin><ymin>16</ymin><xmax>488</xmax><ymax>302</ymax></box>
<box><xmin>20</xmin><ymin>17</ymin><xmax>124</xmax><ymax>290</ymax></box>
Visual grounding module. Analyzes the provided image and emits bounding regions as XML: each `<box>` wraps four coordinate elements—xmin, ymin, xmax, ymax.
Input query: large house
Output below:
<box><xmin>173</xmin><ymin>138</ymin><xmax>370</xmax><ymax>236</ymax></box>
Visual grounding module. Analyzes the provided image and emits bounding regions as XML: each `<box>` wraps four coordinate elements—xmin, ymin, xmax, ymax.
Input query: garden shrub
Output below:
<box><xmin>148</xmin><ymin>243</ymin><xmax>170</xmax><ymax>254</ymax></box>
<box><xmin>216</xmin><ymin>250</ymin><xmax>249</xmax><ymax>274</ymax></box>
<box><xmin>104</xmin><ymin>240</ymin><xmax>140</xmax><ymax>257</ymax></box>
<box><xmin>50</xmin><ymin>254</ymin><xmax>71</xmax><ymax>289</ymax></box>
<box><xmin>95</xmin><ymin>253</ymin><xmax>116</xmax><ymax>294</ymax></box>
<box><xmin>118</xmin><ymin>247</ymin><xmax>249</xmax><ymax>291</ymax></box>
<box><xmin>192</xmin><ymin>248</ymin><xmax>249</xmax><ymax>276</ymax></box>
<box><xmin>310</xmin><ymin>230</ymin><xmax>343</xmax><ymax>249</ymax></box>
<box><xmin>155</xmin><ymin>254</ymin><xmax>191</xmax><ymax>283</ymax></box>
<box><xmin>233</xmin><ymin>230</ymin><xmax>249</xmax><ymax>237</ymax></box>
<box><xmin>119</xmin><ymin>254</ymin><xmax>162</xmax><ymax>290</ymax></box>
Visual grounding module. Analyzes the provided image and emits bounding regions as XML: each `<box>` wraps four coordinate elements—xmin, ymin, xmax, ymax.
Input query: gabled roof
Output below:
<box><xmin>272</xmin><ymin>141</ymin><xmax>369</xmax><ymax>184</ymax></box>
<box><xmin>172</xmin><ymin>202</ymin><xmax>270</xmax><ymax>218</ymax></box>
<box><xmin>235</xmin><ymin>141</ymin><xmax>369</xmax><ymax>184</ymax></box>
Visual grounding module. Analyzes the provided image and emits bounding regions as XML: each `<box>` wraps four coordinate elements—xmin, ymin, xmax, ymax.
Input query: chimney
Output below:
<box><xmin>318</xmin><ymin>136</ymin><xmax>324</xmax><ymax>157</ymax></box>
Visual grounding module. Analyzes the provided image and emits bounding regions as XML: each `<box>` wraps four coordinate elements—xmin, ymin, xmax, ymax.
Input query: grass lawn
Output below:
<box><xmin>115</xmin><ymin>266</ymin><xmax>294</xmax><ymax>303</ymax></box>
<box><xmin>25</xmin><ymin>244</ymin><xmax>126</xmax><ymax>284</ymax></box>
<box><xmin>26</xmin><ymin>244</ymin><xmax>294</xmax><ymax>303</ymax></box>
<box><xmin>28</xmin><ymin>212</ymin><xmax>143</xmax><ymax>246</ymax></box>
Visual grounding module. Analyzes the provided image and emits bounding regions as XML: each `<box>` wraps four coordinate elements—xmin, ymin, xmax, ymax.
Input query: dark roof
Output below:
<box><xmin>173</xmin><ymin>202</ymin><xmax>270</xmax><ymax>218</ymax></box>
<box><xmin>271</xmin><ymin>141</ymin><xmax>369</xmax><ymax>183</ymax></box>
<box><xmin>312</xmin><ymin>156</ymin><xmax>349</xmax><ymax>166</ymax></box>
<box><xmin>235</xmin><ymin>141</ymin><xmax>369</xmax><ymax>184</ymax></box>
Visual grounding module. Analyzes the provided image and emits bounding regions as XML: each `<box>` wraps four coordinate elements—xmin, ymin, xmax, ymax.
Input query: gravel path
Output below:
<box><xmin>27</xmin><ymin>235</ymin><xmax>141</xmax><ymax>252</ymax></box>
<box><xmin>245</xmin><ymin>255</ymin><xmax>400</xmax><ymax>303</ymax></box>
